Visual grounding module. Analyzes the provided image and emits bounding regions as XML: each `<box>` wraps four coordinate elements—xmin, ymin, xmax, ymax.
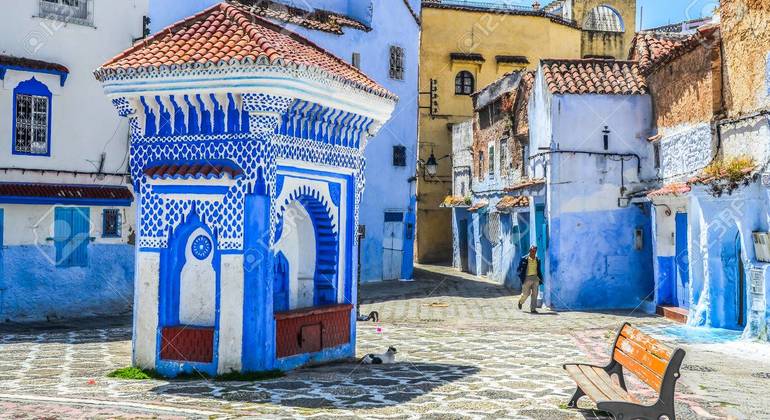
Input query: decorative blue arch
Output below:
<box><xmin>158</xmin><ymin>209</ymin><xmax>220</xmax><ymax>327</ymax></box>
<box><xmin>12</xmin><ymin>77</ymin><xmax>52</xmax><ymax>156</ymax></box>
<box><xmin>275</xmin><ymin>188</ymin><xmax>339</xmax><ymax>307</ymax></box>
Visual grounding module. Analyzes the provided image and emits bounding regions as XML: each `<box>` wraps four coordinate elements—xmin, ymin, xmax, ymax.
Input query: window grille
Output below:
<box><xmin>455</xmin><ymin>71</ymin><xmax>474</xmax><ymax>95</ymax></box>
<box><xmin>478</xmin><ymin>151</ymin><xmax>485</xmax><ymax>179</ymax></box>
<box><xmin>15</xmin><ymin>94</ymin><xmax>49</xmax><ymax>155</ymax></box>
<box><xmin>485</xmin><ymin>212</ymin><xmax>501</xmax><ymax>244</ymax></box>
<box><xmin>102</xmin><ymin>209</ymin><xmax>121</xmax><ymax>238</ymax></box>
<box><xmin>393</xmin><ymin>145</ymin><xmax>407</xmax><ymax>167</ymax></box>
<box><xmin>500</xmin><ymin>140</ymin><xmax>509</xmax><ymax>172</ymax></box>
<box><xmin>39</xmin><ymin>0</ymin><xmax>91</xmax><ymax>25</ymax></box>
<box><xmin>389</xmin><ymin>46</ymin><xmax>404</xmax><ymax>80</ymax></box>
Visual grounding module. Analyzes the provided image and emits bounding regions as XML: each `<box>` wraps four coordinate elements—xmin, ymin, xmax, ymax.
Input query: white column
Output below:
<box><xmin>134</xmin><ymin>252</ymin><xmax>160</xmax><ymax>369</ymax></box>
<box><xmin>217</xmin><ymin>254</ymin><xmax>244</xmax><ymax>374</ymax></box>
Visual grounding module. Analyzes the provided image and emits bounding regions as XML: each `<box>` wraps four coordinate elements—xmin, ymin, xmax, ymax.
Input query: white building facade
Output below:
<box><xmin>0</xmin><ymin>0</ymin><xmax>148</xmax><ymax>321</ymax></box>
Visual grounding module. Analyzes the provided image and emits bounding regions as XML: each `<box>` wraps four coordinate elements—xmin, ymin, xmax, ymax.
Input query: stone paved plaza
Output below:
<box><xmin>0</xmin><ymin>265</ymin><xmax>768</xmax><ymax>419</ymax></box>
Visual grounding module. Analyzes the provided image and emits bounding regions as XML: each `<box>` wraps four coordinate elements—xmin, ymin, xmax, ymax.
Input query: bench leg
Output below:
<box><xmin>598</xmin><ymin>401</ymin><xmax>675</xmax><ymax>420</ymax></box>
<box><xmin>567</xmin><ymin>387</ymin><xmax>585</xmax><ymax>408</ymax></box>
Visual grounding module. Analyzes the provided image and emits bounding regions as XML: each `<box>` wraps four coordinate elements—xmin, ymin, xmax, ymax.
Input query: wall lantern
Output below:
<box><xmin>418</xmin><ymin>147</ymin><xmax>450</xmax><ymax>181</ymax></box>
<box><xmin>603</xmin><ymin>126</ymin><xmax>611</xmax><ymax>151</ymax></box>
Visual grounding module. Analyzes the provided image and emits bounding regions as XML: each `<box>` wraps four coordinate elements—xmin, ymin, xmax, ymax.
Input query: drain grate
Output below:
<box><xmin>752</xmin><ymin>372</ymin><xmax>770</xmax><ymax>379</ymax></box>
<box><xmin>682</xmin><ymin>364</ymin><xmax>716</xmax><ymax>373</ymax></box>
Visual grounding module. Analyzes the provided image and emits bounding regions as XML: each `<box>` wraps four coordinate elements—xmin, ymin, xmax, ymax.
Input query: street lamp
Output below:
<box><xmin>425</xmin><ymin>150</ymin><xmax>439</xmax><ymax>177</ymax></box>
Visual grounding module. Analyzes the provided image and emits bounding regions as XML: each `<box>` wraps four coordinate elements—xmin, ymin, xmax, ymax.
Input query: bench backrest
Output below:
<box><xmin>613</xmin><ymin>324</ymin><xmax>675</xmax><ymax>392</ymax></box>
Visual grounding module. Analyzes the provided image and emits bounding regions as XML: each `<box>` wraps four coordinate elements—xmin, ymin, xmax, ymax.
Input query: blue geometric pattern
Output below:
<box><xmin>191</xmin><ymin>235</ymin><xmax>212</xmax><ymax>260</ymax></box>
<box><xmin>122</xmin><ymin>92</ymin><xmax>368</xmax><ymax>251</ymax></box>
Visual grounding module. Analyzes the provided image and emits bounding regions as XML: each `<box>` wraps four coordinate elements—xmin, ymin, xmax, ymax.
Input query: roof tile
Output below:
<box><xmin>540</xmin><ymin>59</ymin><xmax>647</xmax><ymax>95</ymax></box>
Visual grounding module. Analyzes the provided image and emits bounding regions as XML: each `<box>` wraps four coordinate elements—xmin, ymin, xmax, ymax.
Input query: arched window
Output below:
<box><xmin>13</xmin><ymin>77</ymin><xmax>52</xmax><ymax>156</ymax></box>
<box><xmin>455</xmin><ymin>71</ymin><xmax>475</xmax><ymax>95</ymax></box>
<box><xmin>583</xmin><ymin>5</ymin><xmax>624</xmax><ymax>33</ymax></box>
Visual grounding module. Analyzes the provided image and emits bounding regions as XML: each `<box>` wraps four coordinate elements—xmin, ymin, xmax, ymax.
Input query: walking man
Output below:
<box><xmin>517</xmin><ymin>246</ymin><xmax>543</xmax><ymax>313</ymax></box>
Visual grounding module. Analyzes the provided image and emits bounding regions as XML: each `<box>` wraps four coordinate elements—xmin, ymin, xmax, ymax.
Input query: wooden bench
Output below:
<box><xmin>563</xmin><ymin>322</ymin><xmax>686</xmax><ymax>420</ymax></box>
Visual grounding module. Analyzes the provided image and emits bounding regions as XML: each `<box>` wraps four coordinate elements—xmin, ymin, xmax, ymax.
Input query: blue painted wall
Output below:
<box><xmin>547</xmin><ymin>206</ymin><xmax>655</xmax><ymax>310</ymax></box>
<box><xmin>0</xmin><ymin>245</ymin><xmax>134</xmax><ymax>321</ymax></box>
<box><xmin>148</xmin><ymin>0</ymin><xmax>420</xmax><ymax>282</ymax></box>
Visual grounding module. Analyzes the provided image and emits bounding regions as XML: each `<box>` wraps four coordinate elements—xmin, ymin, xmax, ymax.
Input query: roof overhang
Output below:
<box><xmin>98</xmin><ymin>64</ymin><xmax>396</xmax><ymax>124</ymax></box>
<box><xmin>0</xmin><ymin>183</ymin><xmax>133</xmax><ymax>206</ymax></box>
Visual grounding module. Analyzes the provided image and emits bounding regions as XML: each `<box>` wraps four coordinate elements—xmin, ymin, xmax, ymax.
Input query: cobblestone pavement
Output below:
<box><xmin>0</xmin><ymin>265</ymin><xmax>767</xmax><ymax>419</ymax></box>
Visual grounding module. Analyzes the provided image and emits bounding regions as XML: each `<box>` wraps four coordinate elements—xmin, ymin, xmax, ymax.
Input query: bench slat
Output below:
<box><xmin>565</xmin><ymin>364</ymin><xmax>634</xmax><ymax>403</ymax></box>
<box><xmin>614</xmin><ymin>347</ymin><xmax>663</xmax><ymax>392</ymax></box>
<box><xmin>620</xmin><ymin>325</ymin><xmax>673</xmax><ymax>361</ymax></box>
<box><xmin>579</xmin><ymin>365</ymin><xmax>636</xmax><ymax>403</ymax></box>
<box><xmin>615</xmin><ymin>336</ymin><xmax>669</xmax><ymax>378</ymax></box>
<box><xmin>565</xmin><ymin>364</ymin><xmax>614</xmax><ymax>402</ymax></box>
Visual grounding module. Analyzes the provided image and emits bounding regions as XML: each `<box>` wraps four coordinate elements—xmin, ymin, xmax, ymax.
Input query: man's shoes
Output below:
<box><xmin>518</xmin><ymin>302</ymin><xmax>522</xmax><ymax>310</ymax></box>
<box><xmin>530</xmin><ymin>310</ymin><xmax>538</xmax><ymax>314</ymax></box>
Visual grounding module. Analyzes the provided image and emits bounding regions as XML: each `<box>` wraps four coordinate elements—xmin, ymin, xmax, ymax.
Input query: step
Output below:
<box><xmin>656</xmin><ymin>305</ymin><xmax>689</xmax><ymax>324</ymax></box>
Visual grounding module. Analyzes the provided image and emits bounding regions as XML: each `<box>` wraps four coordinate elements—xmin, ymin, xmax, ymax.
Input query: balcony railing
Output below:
<box><xmin>424</xmin><ymin>0</ymin><xmax>577</xmax><ymax>26</ymax></box>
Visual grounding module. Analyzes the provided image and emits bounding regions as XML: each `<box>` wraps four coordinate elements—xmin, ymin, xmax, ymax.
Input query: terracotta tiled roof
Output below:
<box><xmin>233</xmin><ymin>0</ymin><xmax>369</xmax><ymax>34</ymax></box>
<box><xmin>647</xmin><ymin>183</ymin><xmax>692</xmax><ymax>197</ymax></box>
<box><xmin>96</xmin><ymin>3</ymin><xmax>395</xmax><ymax>100</ymax></box>
<box><xmin>0</xmin><ymin>183</ymin><xmax>133</xmax><ymax>202</ymax></box>
<box><xmin>144</xmin><ymin>160</ymin><xmax>245</xmax><ymax>181</ymax></box>
<box><xmin>496</xmin><ymin>195</ymin><xmax>530</xmax><ymax>211</ymax></box>
<box><xmin>629</xmin><ymin>25</ymin><xmax>720</xmax><ymax>75</ymax></box>
<box><xmin>541</xmin><ymin>59</ymin><xmax>648</xmax><ymax>95</ymax></box>
<box><xmin>467</xmin><ymin>200</ymin><xmax>489</xmax><ymax>213</ymax></box>
<box><xmin>441</xmin><ymin>195</ymin><xmax>470</xmax><ymax>208</ymax></box>
<box><xmin>504</xmin><ymin>178</ymin><xmax>545</xmax><ymax>192</ymax></box>
<box><xmin>0</xmin><ymin>54</ymin><xmax>69</xmax><ymax>74</ymax></box>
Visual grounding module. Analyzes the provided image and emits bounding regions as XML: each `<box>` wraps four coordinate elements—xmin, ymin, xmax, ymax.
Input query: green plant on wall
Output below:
<box><xmin>698</xmin><ymin>155</ymin><xmax>756</xmax><ymax>197</ymax></box>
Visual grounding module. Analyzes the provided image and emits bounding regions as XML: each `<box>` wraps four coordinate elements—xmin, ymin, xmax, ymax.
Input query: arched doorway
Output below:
<box><xmin>274</xmin><ymin>193</ymin><xmax>339</xmax><ymax>310</ymax></box>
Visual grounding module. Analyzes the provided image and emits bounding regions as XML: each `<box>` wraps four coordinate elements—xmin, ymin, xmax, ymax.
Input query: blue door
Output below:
<box><xmin>535</xmin><ymin>205</ymin><xmax>546</xmax><ymax>261</ymax></box>
<box><xmin>674</xmin><ymin>213</ymin><xmax>690</xmax><ymax>308</ymax></box>
<box><xmin>54</xmin><ymin>207</ymin><xmax>90</xmax><ymax>267</ymax></box>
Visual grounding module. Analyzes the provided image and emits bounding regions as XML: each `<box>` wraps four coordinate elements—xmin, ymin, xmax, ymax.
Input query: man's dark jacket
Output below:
<box><xmin>517</xmin><ymin>255</ymin><xmax>543</xmax><ymax>282</ymax></box>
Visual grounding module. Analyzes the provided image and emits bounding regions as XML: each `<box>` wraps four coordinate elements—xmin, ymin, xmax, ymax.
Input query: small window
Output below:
<box><xmin>522</xmin><ymin>145</ymin><xmax>530</xmax><ymax>176</ymax></box>
<box><xmin>455</xmin><ymin>71</ymin><xmax>474</xmax><ymax>95</ymax></box>
<box><xmin>384</xmin><ymin>212</ymin><xmax>404</xmax><ymax>223</ymax></box>
<box><xmin>389</xmin><ymin>46</ymin><xmax>404</xmax><ymax>80</ymax></box>
<box><xmin>393</xmin><ymin>145</ymin><xmax>407</xmax><ymax>167</ymax></box>
<box><xmin>13</xmin><ymin>78</ymin><xmax>52</xmax><ymax>156</ymax></box>
<box><xmin>500</xmin><ymin>140</ymin><xmax>509</xmax><ymax>171</ymax></box>
<box><xmin>653</xmin><ymin>142</ymin><xmax>661</xmax><ymax>169</ymax></box>
<box><xmin>39</xmin><ymin>0</ymin><xmax>91</xmax><ymax>24</ymax></box>
<box><xmin>488</xmin><ymin>145</ymin><xmax>495</xmax><ymax>177</ymax></box>
<box><xmin>478</xmin><ymin>151</ymin><xmax>485</xmax><ymax>179</ymax></box>
<box><xmin>352</xmin><ymin>52</ymin><xmax>361</xmax><ymax>69</ymax></box>
<box><xmin>102</xmin><ymin>209</ymin><xmax>121</xmax><ymax>238</ymax></box>
<box><xmin>478</xmin><ymin>106</ymin><xmax>491</xmax><ymax>129</ymax></box>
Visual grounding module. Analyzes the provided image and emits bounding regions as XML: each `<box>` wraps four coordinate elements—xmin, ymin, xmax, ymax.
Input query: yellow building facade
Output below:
<box><xmin>416</xmin><ymin>0</ymin><xmax>636</xmax><ymax>263</ymax></box>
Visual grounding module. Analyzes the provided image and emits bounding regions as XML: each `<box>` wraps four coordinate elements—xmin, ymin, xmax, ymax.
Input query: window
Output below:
<box><xmin>522</xmin><ymin>145</ymin><xmax>530</xmax><ymax>176</ymax></box>
<box><xmin>13</xmin><ymin>78</ymin><xmax>52</xmax><ymax>156</ymax></box>
<box><xmin>39</xmin><ymin>0</ymin><xmax>91</xmax><ymax>25</ymax></box>
<box><xmin>488</xmin><ymin>145</ymin><xmax>495</xmax><ymax>177</ymax></box>
<box><xmin>393</xmin><ymin>145</ymin><xmax>407</xmax><ymax>167</ymax></box>
<box><xmin>54</xmin><ymin>207</ymin><xmax>90</xmax><ymax>267</ymax></box>
<box><xmin>352</xmin><ymin>52</ymin><xmax>361</xmax><ymax>69</ymax></box>
<box><xmin>384</xmin><ymin>212</ymin><xmax>404</xmax><ymax>223</ymax></box>
<box><xmin>102</xmin><ymin>209</ymin><xmax>121</xmax><ymax>238</ymax></box>
<box><xmin>389</xmin><ymin>46</ymin><xmax>404</xmax><ymax>80</ymax></box>
<box><xmin>455</xmin><ymin>71</ymin><xmax>474</xmax><ymax>95</ymax></box>
<box><xmin>500</xmin><ymin>140</ymin><xmax>509</xmax><ymax>171</ymax></box>
<box><xmin>654</xmin><ymin>143</ymin><xmax>661</xmax><ymax>169</ymax></box>
<box><xmin>478</xmin><ymin>99</ymin><xmax>503</xmax><ymax>129</ymax></box>
<box><xmin>478</xmin><ymin>151</ymin><xmax>484</xmax><ymax>179</ymax></box>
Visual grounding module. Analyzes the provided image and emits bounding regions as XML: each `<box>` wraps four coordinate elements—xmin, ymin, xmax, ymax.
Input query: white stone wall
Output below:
<box><xmin>658</xmin><ymin>123</ymin><xmax>715</xmax><ymax>181</ymax></box>
<box><xmin>452</xmin><ymin>120</ymin><xmax>473</xmax><ymax>197</ymax></box>
<box><xmin>720</xmin><ymin>115</ymin><xmax>770</xmax><ymax>165</ymax></box>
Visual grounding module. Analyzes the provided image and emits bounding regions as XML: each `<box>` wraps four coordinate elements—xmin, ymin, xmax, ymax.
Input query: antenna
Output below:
<box><xmin>639</xmin><ymin>5</ymin><xmax>644</xmax><ymax>31</ymax></box>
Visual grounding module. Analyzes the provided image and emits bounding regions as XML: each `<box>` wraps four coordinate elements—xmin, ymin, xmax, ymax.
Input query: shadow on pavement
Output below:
<box><xmin>0</xmin><ymin>315</ymin><xmax>131</xmax><ymax>344</ymax></box>
<box><xmin>150</xmin><ymin>362</ymin><xmax>481</xmax><ymax>409</ymax></box>
<box><xmin>361</xmin><ymin>266</ymin><xmax>516</xmax><ymax>304</ymax></box>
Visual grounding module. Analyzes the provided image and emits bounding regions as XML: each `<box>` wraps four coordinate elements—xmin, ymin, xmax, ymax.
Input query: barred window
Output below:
<box><xmin>40</xmin><ymin>0</ymin><xmax>91</xmax><ymax>24</ymax></box>
<box><xmin>455</xmin><ymin>71</ymin><xmax>474</xmax><ymax>95</ymax></box>
<box><xmin>15</xmin><ymin>94</ymin><xmax>49</xmax><ymax>155</ymax></box>
<box><xmin>389</xmin><ymin>46</ymin><xmax>404</xmax><ymax>80</ymax></box>
<box><xmin>488</xmin><ymin>145</ymin><xmax>495</xmax><ymax>177</ymax></box>
<box><xmin>102</xmin><ymin>209</ymin><xmax>121</xmax><ymax>238</ymax></box>
<box><xmin>393</xmin><ymin>145</ymin><xmax>407</xmax><ymax>167</ymax></box>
